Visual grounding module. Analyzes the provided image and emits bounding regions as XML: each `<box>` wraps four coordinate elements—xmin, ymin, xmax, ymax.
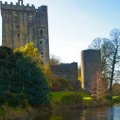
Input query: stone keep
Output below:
<box><xmin>0</xmin><ymin>0</ymin><xmax>49</xmax><ymax>64</ymax></box>
<box><xmin>81</xmin><ymin>49</ymin><xmax>101</xmax><ymax>92</ymax></box>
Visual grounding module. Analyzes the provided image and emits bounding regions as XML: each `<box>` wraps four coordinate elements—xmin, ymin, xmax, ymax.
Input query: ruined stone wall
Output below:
<box><xmin>51</xmin><ymin>62</ymin><xmax>80</xmax><ymax>90</ymax></box>
<box><xmin>0</xmin><ymin>0</ymin><xmax>49</xmax><ymax>64</ymax></box>
<box><xmin>81</xmin><ymin>49</ymin><xmax>101</xmax><ymax>92</ymax></box>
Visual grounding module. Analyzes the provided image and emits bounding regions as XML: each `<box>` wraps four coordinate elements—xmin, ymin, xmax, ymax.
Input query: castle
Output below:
<box><xmin>0</xmin><ymin>0</ymin><xmax>101</xmax><ymax>92</ymax></box>
<box><xmin>0</xmin><ymin>0</ymin><xmax>49</xmax><ymax>64</ymax></box>
<box><xmin>81</xmin><ymin>49</ymin><xmax>101</xmax><ymax>92</ymax></box>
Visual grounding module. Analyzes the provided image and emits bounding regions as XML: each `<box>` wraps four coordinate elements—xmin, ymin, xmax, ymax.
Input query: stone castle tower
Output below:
<box><xmin>81</xmin><ymin>49</ymin><xmax>101</xmax><ymax>92</ymax></box>
<box><xmin>0</xmin><ymin>0</ymin><xmax>49</xmax><ymax>64</ymax></box>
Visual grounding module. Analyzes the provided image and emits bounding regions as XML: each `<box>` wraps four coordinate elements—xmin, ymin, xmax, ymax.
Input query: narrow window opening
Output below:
<box><xmin>85</xmin><ymin>82</ymin><xmax>88</xmax><ymax>87</ymax></box>
<box><xmin>40</xmin><ymin>29</ymin><xmax>44</xmax><ymax>36</ymax></box>
<box><xmin>16</xmin><ymin>25</ymin><xmax>19</xmax><ymax>29</ymax></box>
<box><xmin>41</xmin><ymin>52</ymin><xmax>43</xmax><ymax>55</ymax></box>
<box><xmin>17</xmin><ymin>34</ymin><xmax>20</xmax><ymax>38</ymax></box>
<box><xmin>40</xmin><ymin>41</ymin><xmax>42</xmax><ymax>44</ymax></box>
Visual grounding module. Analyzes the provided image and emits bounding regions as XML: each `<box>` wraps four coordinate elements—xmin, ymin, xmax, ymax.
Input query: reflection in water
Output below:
<box><xmin>81</xmin><ymin>107</ymin><xmax>113</xmax><ymax>120</ymax></box>
<box><xmin>50</xmin><ymin>110</ymin><xmax>82</xmax><ymax>120</ymax></box>
<box><xmin>33</xmin><ymin>104</ymin><xmax>120</xmax><ymax>120</ymax></box>
<box><xmin>113</xmin><ymin>105</ymin><xmax>120</xmax><ymax>120</ymax></box>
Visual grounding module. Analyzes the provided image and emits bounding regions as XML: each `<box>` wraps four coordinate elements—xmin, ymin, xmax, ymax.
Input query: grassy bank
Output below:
<box><xmin>51</xmin><ymin>91</ymin><xmax>91</xmax><ymax>102</ymax></box>
<box><xmin>0</xmin><ymin>105</ymin><xmax>52</xmax><ymax>120</ymax></box>
<box><xmin>0</xmin><ymin>92</ymin><xmax>120</xmax><ymax>119</ymax></box>
<box><xmin>50</xmin><ymin>91</ymin><xmax>120</xmax><ymax>109</ymax></box>
<box><xmin>113</xmin><ymin>96</ymin><xmax>120</xmax><ymax>103</ymax></box>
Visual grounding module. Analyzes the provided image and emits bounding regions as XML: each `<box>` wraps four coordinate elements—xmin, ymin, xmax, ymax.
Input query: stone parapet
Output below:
<box><xmin>0</xmin><ymin>1</ymin><xmax>36</xmax><ymax>12</ymax></box>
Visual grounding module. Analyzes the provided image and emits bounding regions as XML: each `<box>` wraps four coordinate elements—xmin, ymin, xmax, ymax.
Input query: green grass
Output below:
<box><xmin>113</xmin><ymin>96</ymin><xmax>120</xmax><ymax>103</ymax></box>
<box><xmin>50</xmin><ymin>91</ymin><xmax>91</xmax><ymax>102</ymax></box>
<box><xmin>113</xmin><ymin>96</ymin><xmax>119</xmax><ymax>99</ymax></box>
<box><xmin>50</xmin><ymin>92</ymin><xmax>120</xmax><ymax>109</ymax></box>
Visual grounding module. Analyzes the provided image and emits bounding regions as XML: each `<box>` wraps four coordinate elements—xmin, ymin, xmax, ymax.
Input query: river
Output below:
<box><xmin>33</xmin><ymin>104</ymin><xmax>120</xmax><ymax>120</ymax></box>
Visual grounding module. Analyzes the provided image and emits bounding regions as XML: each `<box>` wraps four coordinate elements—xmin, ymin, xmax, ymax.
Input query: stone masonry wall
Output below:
<box><xmin>51</xmin><ymin>62</ymin><xmax>80</xmax><ymax>90</ymax></box>
<box><xmin>81</xmin><ymin>49</ymin><xmax>101</xmax><ymax>93</ymax></box>
<box><xmin>0</xmin><ymin>0</ymin><xmax>49</xmax><ymax>64</ymax></box>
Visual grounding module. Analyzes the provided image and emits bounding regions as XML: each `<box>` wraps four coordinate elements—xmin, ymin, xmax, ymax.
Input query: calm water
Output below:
<box><xmin>33</xmin><ymin>104</ymin><xmax>120</xmax><ymax>120</ymax></box>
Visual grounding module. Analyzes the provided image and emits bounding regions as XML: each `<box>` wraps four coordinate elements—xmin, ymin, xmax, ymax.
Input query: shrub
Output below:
<box><xmin>113</xmin><ymin>96</ymin><xmax>120</xmax><ymax>103</ymax></box>
<box><xmin>112</xmin><ymin>83</ymin><xmax>120</xmax><ymax>96</ymax></box>
<box><xmin>61</xmin><ymin>93</ymin><xmax>83</xmax><ymax>108</ymax></box>
<box><xmin>106</xmin><ymin>94</ymin><xmax>112</xmax><ymax>100</ymax></box>
<box><xmin>91</xmin><ymin>73</ymin><xmax>107</xmax><ymax>100</ymax></box>
<box><xmin>2</xmin><ymin>91</ymin><xmax>19</xmax><ymax>107</ymax></box>
<box><xmin>0</xmin><ymin>46</ymin><xmax>50</xmax><ymax>107</ymax></box>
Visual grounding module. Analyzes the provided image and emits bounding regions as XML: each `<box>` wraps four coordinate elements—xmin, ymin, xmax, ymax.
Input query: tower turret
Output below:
<box><xmin>0</xmin><ymin>0</ymin><xmax>49</xmax><ymax>64</ymax></box>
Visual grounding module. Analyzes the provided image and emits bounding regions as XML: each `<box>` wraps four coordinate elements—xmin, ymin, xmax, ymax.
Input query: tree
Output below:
<box><xmin>43</xmin><ymin>55</ymin><xmax>61</xmax><ymax>90</ymax></box>
<box><xmin>109</xmin><ymin>29</ymin><xmax>120</xmax><ymax>94</ymax></box>
<box><xmin>15</xmin><ymin>55</ymin><xmax>50</xmax><ymax>106</ymax></box>
<box><xmin>91</xmin><ymin>73</ymin><xmax>107</xmax><ymax>100</ymax></box>
<box><xmin>0</xmin><ymin>46</ymin><xmax>50</xmax><ymax>106</ymax></box>
<box><xmin>43</xmin><ymin>61</ymin><xmax>73</xmax><ymax>91</ymax></box>
<box><xmin>89</xmin><ymin>28</ymin><xmax>120</xmax><ymax>96</ymax></box>
<box><xmin>88</xmin><ymin>37</ymin><xmax>103</xmax><ymax>50</ymax></box>
<box><xmin>14</xmin><ymin>42</ymin><xmax>43</xmax><ymax>67</ymax></box>
<box><xmin>49</xmin><ymin>55</ymin><xmax>61</xmax><ymax>66</ymax></box>
<box><xmin>43</xmin><ymin>63</ymin><xmax>56</xmax><ymax>89</ymax></box>
<box><xmin>89</xmin><ymin>38</ymin><xmax>112</xmax><ymax>82</ymax></box>
<box><xmin>112</xmin><ymin>83</ymin><xmax>120</xmax><ymax>96</ymax></box>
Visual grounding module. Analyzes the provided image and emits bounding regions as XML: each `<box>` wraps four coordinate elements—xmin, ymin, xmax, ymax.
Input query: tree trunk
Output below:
<box><xmin>109</xmin><ymin>49</ymin><xmax>117</xmax><ymax>96</ymax></box>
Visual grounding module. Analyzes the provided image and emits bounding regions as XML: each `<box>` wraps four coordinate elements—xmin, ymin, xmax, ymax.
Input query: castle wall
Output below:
<box><xmin>0</xmin><ymin>0</ymin><xmax>49</xmax><ymax>64</ymax></box>
<box><xmin>81</xmin><ymin>49</ymin><xmax>101</xmax><ymax>92</ymax></box>
<box><xmin>51</xmin><ymin>62</ymin><xmax>80</xmax><ymax>90</ymax></box>
<box><xmin>36</xmin><ymin>6</ymin><xmax>49</xmax><ymax>64</ymax></box>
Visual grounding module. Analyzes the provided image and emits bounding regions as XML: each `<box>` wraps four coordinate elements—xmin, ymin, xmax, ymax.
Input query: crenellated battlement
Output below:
<box><xmin>0</xmin><ymin>0</ymin><xmax>50</xmax><ymax>64</ymax></box>
<box><xmin>0</xmin><ymin>0</ymin><xmax>36</xmax><ymax>12</ymax></box>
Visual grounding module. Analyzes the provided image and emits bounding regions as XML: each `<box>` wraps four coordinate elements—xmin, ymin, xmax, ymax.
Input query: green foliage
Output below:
<box><xmin>0</xmin><ymin>46</ymin><xmax>13</xmax><ymax>59</ymax></box>
<box><xmin>113</xmin><ymin>96</ymin><xmax>120</xmax><ymax>103</ymax></box>
<box><xmin>0</xmin><ymin>46</ymin><xmax>50</xmax><ymax>106</ymax></box>
<box><xmin>50</xmin><ymin>92</ymin><xmax>85</xmax><ymax>109</ymax></box>
<box><xmin>61</xmin><ymin>93</ymin><xmax>83</xmax><ymax>106</ymax></box>
<box><xmin>51</xmin><ymin>91</ymin><xmax>90</xmax><ymax>103</ymax></box>
<box><xmin>43</xmin><ymin>55</ymin><xmax>72</xmax><ymax>92</ymax></box>
<box><xmin>14</xmin><ymin>42</ymin><xmax>43</xmax><ymax>67</ymax></box>
<box><xmin>49</xmin><ymin>55</ymin><xmax>61</xmax><ymax>66</ymax></box>
<box><xmin>52</xmin><ymin>78</ymin><xmax>73</xmax><ymax>91</ymax></box>
<box><xmin>43</xmin><ymin>64</ymin><xmax>73</xmax><ymax>91</ymax></box>
<box><xmin>50</xmin><ymin>92</ymin><xmax>112</xmax><ymax>109</ymax></box>
<box><xmin>106</xmin><ymin>94</ymin><xmax>113</xmax><ymax>100</ymax></box>
<box><xmin>43</xmin><ymin>64</ymin><xmax>56</xmax><ymax>89</ymax></box>
<box><xmin>15</xmin><ymin>56</ymin><xmax>50</xmax><ymax>106</ymax></box>
<box><xmin>0</xmin><ymin>91</ymin><xmax>27</xmax><ymax>107</ymax></box>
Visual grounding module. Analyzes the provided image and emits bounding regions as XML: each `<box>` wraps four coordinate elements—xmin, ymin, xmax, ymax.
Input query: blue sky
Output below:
<box><xmin>1</xmin><ymin>0</ymin><xmax>120</xmax><ymax>65</ymax></box>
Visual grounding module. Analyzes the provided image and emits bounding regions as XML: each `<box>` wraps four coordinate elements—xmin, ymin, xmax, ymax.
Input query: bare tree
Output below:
<box><xmin>91</xmin><ymin>72</ymin><xmax>107</xmax><ymax>100</ymax></box>
<box><xmin>89</xmin><ymin>28</ymin><xmax>120</xmax><ymax>96</ymax></box>
<box><xmin>88</xmin><ymin>38</ymin><xmax>112</xmax><ymax>82</ymax></box>
<box><xmin>109</xmin><ymin>28</ymin><xmax>120</xmax><ymax>94</ymax></box>
<box><xmin>88</xmin><ymin>37</ymin><xmax>103</xmax><ymax>50</ymax></box>
<box><xmin>112</xmin><ymin>83</ymin><xmax>120</xmax><ymax>95</ymax></box>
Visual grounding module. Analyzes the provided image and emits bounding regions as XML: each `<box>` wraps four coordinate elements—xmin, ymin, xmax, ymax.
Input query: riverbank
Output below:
<box><xmin>0</xmin><ymin>91</ymin><xmax>120</xmax><ymax>120</ymax></box>
<box><xmin>50</xmin><ymin>92</ymin><xmax>114</xmax><ymax>110</ymax></box>
<box><xmin>0</xmin><ymin>105</ymin><xmax>52</xmax><ymax>120</ymax></box>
